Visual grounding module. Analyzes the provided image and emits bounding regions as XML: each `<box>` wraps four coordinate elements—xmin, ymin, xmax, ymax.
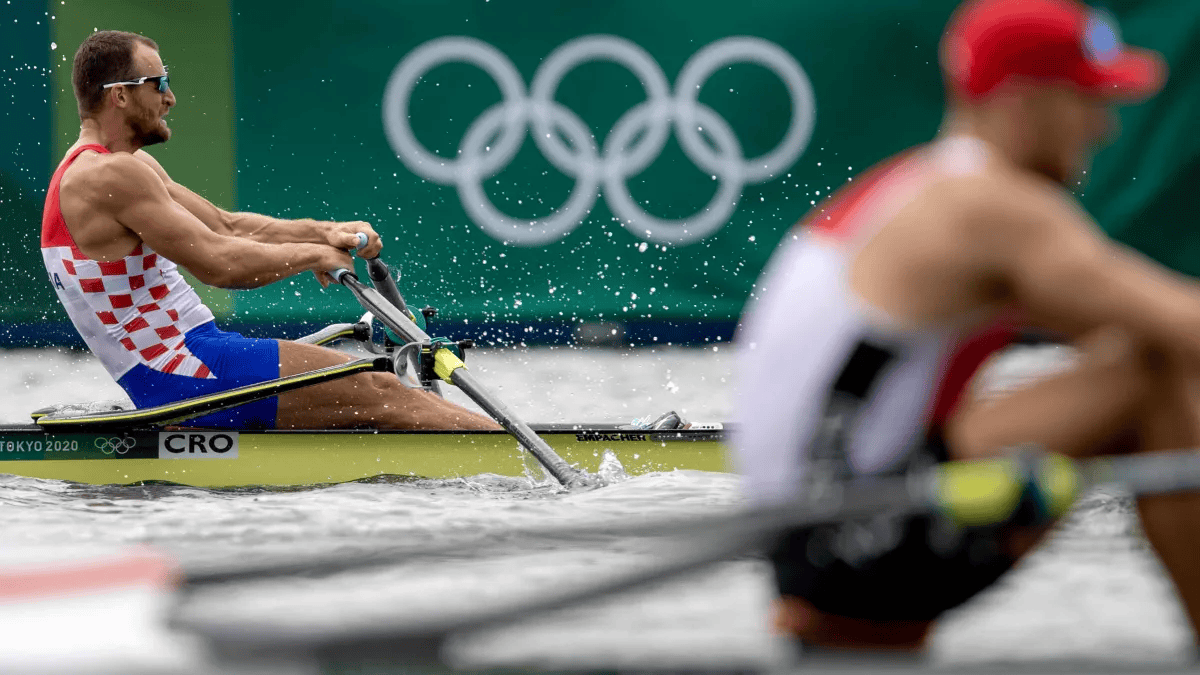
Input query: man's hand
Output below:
<box><xmin>325</xmin><ymin>221</ymin><xmax>383</xmax><ymax>259</ymax></box>
<box><xmin>311</xmin><ymin>246</ymin><xmax>356</xmax><ymax>288</ymax></box>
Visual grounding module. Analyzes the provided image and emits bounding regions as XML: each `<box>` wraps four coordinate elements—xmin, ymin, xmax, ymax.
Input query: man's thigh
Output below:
<box><xmin>274</xmin><ymin>340</ymin><xmax>388</xmax><ymax>428</ymax></box>
<box><xmin>278</xmin><ymin>338</ymin><xmax>356</xmax><ymax>377</ymax></box>
<box><xmin>273</xmin><ymin>340</ymin><xmax>500</xmax><ymax>430</ymax></box>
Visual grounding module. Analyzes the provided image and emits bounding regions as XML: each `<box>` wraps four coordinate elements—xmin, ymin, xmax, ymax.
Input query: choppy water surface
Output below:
<box><xmin>0</xmin><ymin>346</ymin><xmax>1194</xmax><ymax>671</ymax></box>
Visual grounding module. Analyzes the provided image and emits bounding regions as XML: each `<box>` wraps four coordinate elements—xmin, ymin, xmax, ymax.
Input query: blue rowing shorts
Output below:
<box><xmin>117</xmin><ymin>321</ymin><xmax>280</xmax><ymax>429</ymax></box>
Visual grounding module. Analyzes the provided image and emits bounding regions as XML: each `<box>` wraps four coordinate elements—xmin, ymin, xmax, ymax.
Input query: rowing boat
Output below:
<box><xmin>0</xmin><ymin>423</ymin><xmax>727</xmax><ymax>487</ymax></box>
<box><xmin>3</xmin><ymin>250</ymin><xmax>731</xmax><ymax>488</ymax></box>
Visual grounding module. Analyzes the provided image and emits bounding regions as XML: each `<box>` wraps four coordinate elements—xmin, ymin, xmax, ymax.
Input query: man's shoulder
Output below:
<box><xmin>924</xmin><ymin>161</ymin><xmax>1081</xmax><ymax>231</ymax></box>
<box><xmin>131</xmin><ymin>150</ymin><xmax>170</xmax><ymax>181</ymax></box>
<box><xmin>66</xmin><ymin>149</ymin><xmax>153</xmax><ymax>181</ymax></box>
<box><xmin>61</xmin><ymin>150</ymin><xmax>163</xmax><ymax>204</ymax></box>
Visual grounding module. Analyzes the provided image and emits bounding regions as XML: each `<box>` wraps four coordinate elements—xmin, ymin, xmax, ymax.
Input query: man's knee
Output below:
<box><xmin>356</xmin><ymin>372</ymin><xmax>426</xmax><ymax>409</ymax></box>
<box><xmin>364</xmin><ymin>371</ymin><xmax>398</xmax><ymax>394</ymax></box>
<box><xmin>363</xmin><ymin>372</ymin><xmax>441</xmax><ymax>416</ymax></box>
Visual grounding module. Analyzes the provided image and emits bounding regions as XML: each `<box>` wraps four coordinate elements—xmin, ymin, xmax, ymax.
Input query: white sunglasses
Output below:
<box><xmin>101</xmin><ymin>75</ymin><xmax>170</xmax><ymax>93</ymax></box>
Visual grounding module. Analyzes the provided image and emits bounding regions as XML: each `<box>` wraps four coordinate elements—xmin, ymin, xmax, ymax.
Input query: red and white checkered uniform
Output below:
<box><xmin>41</xmin><ymin>144</ymin><xmax>216</xmax><ymax>380</ymax></box>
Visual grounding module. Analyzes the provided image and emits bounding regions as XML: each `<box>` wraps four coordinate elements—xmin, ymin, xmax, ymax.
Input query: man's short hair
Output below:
<box><xmin>72</xmin><ymin>30</ymin><xmax>159</xmax><ymax>118</ymax></box>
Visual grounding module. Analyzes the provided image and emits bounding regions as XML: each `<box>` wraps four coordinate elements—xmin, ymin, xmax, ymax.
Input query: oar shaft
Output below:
<box><xmin>1085</xmin><ymin>449</ymin><xmax>1200</xmax><ymax>496</ymax></box>
<box><xmin>339</xmin><ymin>275</ymin><xmax>426</xmax><ymax>343</ymax></box>
<box><xmin>334</xmin><ymin>270</ymin><xmax>587</xmax><ymax>487</ymax></box>
<box><xmin>448</xmin><ymin>368</ymin><xmax>581</xmax><ymax>486</ymax></box>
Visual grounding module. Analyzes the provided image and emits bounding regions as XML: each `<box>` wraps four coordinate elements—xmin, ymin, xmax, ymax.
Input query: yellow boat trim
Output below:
<box><xmin>0</xmin><ymin>428</ymin><xmax>729</xmax><ymax>488</ymax></box>
<box><xmin>311</xmin><ymin>326</ymin><xmax>358</xmax><ymax>346</ymax></box>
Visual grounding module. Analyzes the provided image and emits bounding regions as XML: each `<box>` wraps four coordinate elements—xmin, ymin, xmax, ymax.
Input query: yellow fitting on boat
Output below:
<box><xmin>433</xmin><ymin>348</ymin><xmax>466</xmax><ymax>384</ymax></box>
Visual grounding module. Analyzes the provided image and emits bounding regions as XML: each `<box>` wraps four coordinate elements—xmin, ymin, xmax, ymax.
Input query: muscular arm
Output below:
<box><xmin>89</xmin><ymin>155</ymin><xmax>350</xmax><ymax>289</ymax></box>
<box><xmin>133</xmin><ymin>150</ymin><xmax>382</xmax><ymax>256</ymax></box>
<box><xmin>980</xmin><ymin>178</ymin><xmax>1200</xmax><ymax>360</ymax></box>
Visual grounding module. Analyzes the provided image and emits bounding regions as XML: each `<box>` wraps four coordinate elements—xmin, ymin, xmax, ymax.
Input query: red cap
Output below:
<box><xmin>941</xmin><ymin>0</ymin><xmax>1166</xmax><ymax>101</ymax></box>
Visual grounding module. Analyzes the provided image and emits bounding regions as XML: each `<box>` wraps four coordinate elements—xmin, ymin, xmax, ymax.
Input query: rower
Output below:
<box><xmin>733</xmin><ymin>0</ymin><xmax>1200</xmax><ymax>653</ymax></box>
<box><xmin>44</xmin><ymin>31</ymin><xmax>497</xmax><ymax>431</ymax></box>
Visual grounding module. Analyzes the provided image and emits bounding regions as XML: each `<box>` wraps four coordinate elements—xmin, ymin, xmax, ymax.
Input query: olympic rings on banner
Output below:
<box><xmin>95</xmin><ymin>436</ymin><xmax>136</xmax><ymax>455</ymax></box>
<box><xmin>383</xmin><ymin>35</ymin><xmax>816</xmax><ymax>246</ymax></box>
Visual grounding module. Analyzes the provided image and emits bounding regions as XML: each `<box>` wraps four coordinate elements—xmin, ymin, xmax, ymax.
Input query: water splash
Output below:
<box><xmin>596</xmin><ymin>449</ymin><xmax>630</xmax><ymax>484</ymax></box>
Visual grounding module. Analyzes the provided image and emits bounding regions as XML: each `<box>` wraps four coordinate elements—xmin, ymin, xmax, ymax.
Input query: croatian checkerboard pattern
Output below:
<box><xmin>58</xmin><ymin>244</ymin><xmax>212</xmax><ymax>378</ymax></box>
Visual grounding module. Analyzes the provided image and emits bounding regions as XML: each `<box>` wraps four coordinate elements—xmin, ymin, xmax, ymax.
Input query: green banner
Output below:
<box><xmin>0</xmin><ymin>2</ymin><xmax>53</xmax><ymax>326</ymax></box>
<box><xmin>228</xmin><ymin>0</ymin><xmax>940</xmax><ymax>325</ymax></box>
<box><xmin>228</xmin><ymin>0</ymin><xmax>1200</xmax><ymax>328</ymax></box>
<box><xmin>4</xmin><ymin>1</ymin><xmax>1199</xmax><ymax>343</ymax></box>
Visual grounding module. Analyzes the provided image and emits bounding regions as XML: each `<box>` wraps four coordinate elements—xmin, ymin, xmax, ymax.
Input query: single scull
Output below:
<box><xmin>2</xmin><ymin>248</ymin><xmax>723</xmax><ymax>488</ymax></box>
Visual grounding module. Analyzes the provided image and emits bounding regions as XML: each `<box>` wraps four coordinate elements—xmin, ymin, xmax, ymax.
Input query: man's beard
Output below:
<box><xmin>133</xmin><ymin>112</ymin><xmax>170</xmax><ymax>147</ymax></box>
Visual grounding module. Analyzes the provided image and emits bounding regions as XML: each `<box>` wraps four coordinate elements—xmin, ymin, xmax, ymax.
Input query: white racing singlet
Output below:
<box><xmin>733</xmin><ymin>138</ymin><xmax>1004</xmax><ymax>505</ymax></box>
<box><xmin>41</xmin><ymin>144</ymin><xmax>216</xmax><ymax>380</ymax></box>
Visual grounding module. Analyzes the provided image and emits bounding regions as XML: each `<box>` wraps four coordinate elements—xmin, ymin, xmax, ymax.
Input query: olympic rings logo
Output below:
<box><xmin>383</xmin><ymin>35</ymin><xmax>816</xmax><ymax>246</ymax></box>
<box><xmin>94</xmin><ymin>436</ymin><xmax>136</xmax><ymax>455</ymax></box>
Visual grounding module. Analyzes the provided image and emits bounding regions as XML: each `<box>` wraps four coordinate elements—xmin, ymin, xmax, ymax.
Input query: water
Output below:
<box><xmin>0</xmin><ymin>346</ymin><xmax>1194</xmax><ymax>671</ymax></box>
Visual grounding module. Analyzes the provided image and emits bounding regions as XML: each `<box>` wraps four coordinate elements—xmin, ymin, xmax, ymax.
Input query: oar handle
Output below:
<box><xmin>328</xmin><ymin>232</ymin><xmax>371</xmax><ymax>284</ymax></box>
<box><xmin>336</xmin><ymin>232</ymin><xmax>411</xmax><ymax>316</ymax></box>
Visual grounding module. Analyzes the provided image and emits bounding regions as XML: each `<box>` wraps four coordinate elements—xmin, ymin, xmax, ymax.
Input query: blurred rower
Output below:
<box><xmin>733</xmin><ymin>0</ymin><xmax>1200</xmax><ymax>653</ymax></box>
<box><xmin>43</xmin><ymin>31</ymin><xmax>497</xmax><ymax>431</ymax></box>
